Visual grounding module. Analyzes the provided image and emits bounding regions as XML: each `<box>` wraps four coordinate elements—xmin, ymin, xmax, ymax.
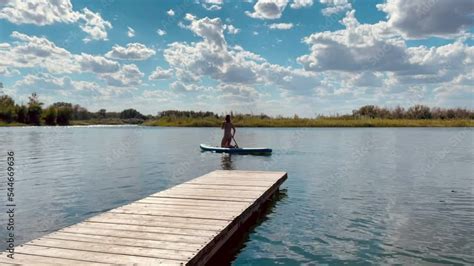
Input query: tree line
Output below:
<box><xmin>351</xmin><ymin>105</ymin><xmax>473</xmax><ymax>120</ymax></box>
<box><xmin>0</xmin><ymin>93</ymin><xmax>147</xmax><ymax>125</ymax></box>
<box><xmin>0</xmin><ymin>93</ymin><xmax>472</xmax><ymax>126</ymax></box>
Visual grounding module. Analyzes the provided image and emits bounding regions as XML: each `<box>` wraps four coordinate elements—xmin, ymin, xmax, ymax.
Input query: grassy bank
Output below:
<box><xmin>0</xmin><ymin>121</ymin><xmax>27</xmax><ymax>127</ymax></box>
<box><xmin>143</xmin><ymin>117</ymin><xmax>474</xmax><ymax>127</ymax></box>
<box><xmin>70</xmin><ymin>118</ymin><xmax>128</xmax><ymax>125</ymax></box>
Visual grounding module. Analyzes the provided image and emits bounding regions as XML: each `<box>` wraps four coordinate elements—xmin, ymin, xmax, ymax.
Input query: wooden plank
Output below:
<box><xmin>77</xmin><ymin>221</ymin><xmax>219</xmax><ymax>237</ymax></box>
<box><xmin>58</xmin><ymin>227</ymin><xmax>210</xmax><ymax>244</ymax></box>
<box><xmin>2</xmin><ymin>170</ymin><xmax>287</xmax><ymax>265</ymax></box>
<box><xmin>124</xmin><ymin>203</ymin><xmax>246</xmax><ymax>214</ymax></box>
<box><xmin>111</xmin><ymin>207</ymin><xmax>238</xmax><ymax>221</ymax></box>
<box><xmin>87</xmin><ymin>212</ymin><xmax>230</xmax><ymax>230</ymax></box>
<box><xmin>24</xmin><ymin>238</ymin><xmax>194</xmax><ymax>261</ymax></box>
<box><xmin>12</xmin><ymin>246</ymin><xmax>185</xmax><ymax>264</ymax></box>
<box><xmin>46</xmin><ymin>232</ymin><xmax>202</xmax><ymax>252</ymax></box>
<box><xmin>134</xmin><ymin>200</ymin><xmax>249</xmax><ymax>211</ymax></box>
<box><xmin>175</xmin><ymin>183</ymin><xmax>269</xmax><ymax>191</ymax></box>
<box><xmin>148</xmin><ymin>195</ymin><xmax>254</xmax><ymax>203</ymax></box>
<box><xmin>0</xmin><ymin>253</ymin><xmax>107</xmax><ymax>265</ymax></box>
<box><xmin>136</xmin><ymin>197</ymin><xmax>251</xmax><ymax>208</ymax></box>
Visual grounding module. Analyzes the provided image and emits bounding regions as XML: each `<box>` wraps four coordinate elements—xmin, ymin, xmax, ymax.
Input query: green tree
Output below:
<box><xmin>56</xmin><ymin>106</ymin><xmax>73</xmax><ymax>125</ymax></box>
<box><xmin>407</xmin><ymin>105</ymin><xmax>432</xmax><ymax>119</ymax></box>
<box><xmin>15</xmin><ymin>105</ymin><xmax>27</xmax><ymax>123</ymax></box>
<box><xmin>0</xmin><ymin>95</ymin><xmax>16</xmax><ymax>122</ymax></box>
<box><xmin>27</xmin><ymin>93</ymin><xmax>43</xmax><ymax>125</ymax></box>
<box><xmin>98</xmin><ymin>109</ymin><xmax>106</xmax><ymax>118</ymax></box>
<box><xmin>120</xmin><ymin>108</ymin><xmax>144</xmax><ymax>119</ymax></box>
<box><xmin>42</xmin><ymin>106</ymin><xmax>57</xmax><ymax>125</ymax></box>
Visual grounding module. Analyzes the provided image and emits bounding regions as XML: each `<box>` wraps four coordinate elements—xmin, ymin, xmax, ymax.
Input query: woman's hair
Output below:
<box><xmin>225</xmin><ymin>114</ymin><xmax>231</xmax><ymax>122</ymax></box>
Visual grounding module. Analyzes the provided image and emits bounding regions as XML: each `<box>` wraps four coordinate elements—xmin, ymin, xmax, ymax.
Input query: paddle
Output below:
<box><xmin>232</xmin><ymin>135</ymin><xmax>239</xmax><ymax>148</ymax></box>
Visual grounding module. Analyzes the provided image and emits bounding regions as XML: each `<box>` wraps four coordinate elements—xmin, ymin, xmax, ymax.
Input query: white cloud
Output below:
<box><xmin>377</xmin><ymin>0</ymin><xmax>474</xmax><ymax>39</ymax></box>
<box><xmin>297</xmin><ymin>10</ymin><xmax>474</xmax><ymax>95</ymax></box>
<box><xmin>320</xmin><ymin>0</ymin><xmax>352</xmax><ymax>16</ymax></box>
<box><xmin>0</xmin><ymin>0</ymin><xmax>79</xmax><ymax>25</ymax></box>
<box><xmin>163</xmin><ymin>15</ymin><xmax>322</xmax><ymax>97</ymax></box>
<box><xmin>290</xmin><ymin>0</ymin><xmax>313</xmax><ymax>9</ymax></box>
<box><xmin>149</xmin><ymin>67</ymin><xmax>173</xmax><ymax>80</ymax></box>
<box><xmin>202</xmin><ymin>0</ymin><xmax>223</xmax><ymax>11</ymax></box>
<box><xmin>218</xmin><ymin>83</ymin><xmax>260</xmax><ymax>101</ymax></box>
<box><xmin>101</xmin><ymin>64</ymin><xmax>144</xmax><ymax>87</ymax></box>
<box><xmin>186</xmin><ymin>16</ymin><xmax>227</xmax><ymax>49</ymax></box>
<box><xmin>348</xmin><ymin>72</ymin><xmax>384</xmax><ymax>87</ymax></box>
<box><xmin>78</xmin><ymin>53</ymin><xmax>120</xmax><ymax>73</ymax></box>
<box><xmin>12</xmin><ymin>73</ymin><xmax>126</xmax><ymax>102</ymax></box>
<box><xmin>1</xmin><ymin>31</ymin><xmax>132</xmax><ymax>76</ymax></box>
<box><xmin>245</xmin><ymin>0</ymin><xmax>288</xmax><ymax>20</ymax></box>
<box><xmin>167</xmin><ymin>9</ymin><xmax>175</xmax><ymax>16</ymax></box>
<box><xmin>79</xmin><ymin>8</ymin><xmax>112</xmax><ymax>42</ymax></box>
<box><xmin>105</xmin><ymin>43</ymin><xmax>156</xmax><ymax>61</ymax></box>
<box><xmin>0</xmin><ymin>67</ymin><xmax>20</xmax><ymax>77</ymax></box>
<box><xmin>269</xmin><ymin>22</ymin><xmax>293</xmax><ymax>30</ymax></box>
<box><xmin>127</xmin><ymin>26</ymin><xmax>135</xmax><ymax>37</ymax></box>
<box><xmin>1</xmin><ymin>31</ymin><xmax>80</xmax><ymax>73</ymax></box>
<box><xmin>0</xmin><ymin>1</ymin><xmax>112</xmax><ymax>42</ymax></box>
<box><xmin>225</xmin><ymin>24</ymin><xmax>240</xmax><ymax>34</ymax></box>
<box><xmin>297</xmin><ymin>11</ymin><xmax>414</xmax><ymax>72</ymax></box>
<box><xmin>156</xmin><ymin>29</ymin><xmax>167</xmax><ymax>36</ymax></box>
<box><xmin>185</xmin><ymin>13</ymin><xmax>197</xmax><ymax>21</ymax></box>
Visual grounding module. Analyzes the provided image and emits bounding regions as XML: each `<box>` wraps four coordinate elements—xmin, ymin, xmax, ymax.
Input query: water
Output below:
<box><xmin>0</xmin><ymin>126</ymin><xmax>473</xmax><ymax>264</ymax></box>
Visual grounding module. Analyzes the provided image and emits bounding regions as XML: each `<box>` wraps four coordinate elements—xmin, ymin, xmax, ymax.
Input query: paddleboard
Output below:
<box><xmin>200</xmin><ymin>144</ymin><xmax>272</xmax><ymax>155</ymax></box>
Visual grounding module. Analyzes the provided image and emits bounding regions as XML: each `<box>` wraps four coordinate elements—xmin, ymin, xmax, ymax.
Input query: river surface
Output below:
<box><xmin>0</xmin><ymin>126</ymin><xmax>473</xmax><ymax>264</ymax></box>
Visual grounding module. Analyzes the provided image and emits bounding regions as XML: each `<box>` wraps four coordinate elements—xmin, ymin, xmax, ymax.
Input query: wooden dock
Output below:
<box><xmin>1</xmin><ymin>170</ymin><xmax>287</xmax><ymax>265</ymax></box>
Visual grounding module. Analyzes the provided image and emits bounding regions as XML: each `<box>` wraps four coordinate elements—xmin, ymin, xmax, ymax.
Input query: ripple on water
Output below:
<box><xmin>0</xmin><ymin>127</ymin><xmax>472</xmax><ymax>265</ymax></box>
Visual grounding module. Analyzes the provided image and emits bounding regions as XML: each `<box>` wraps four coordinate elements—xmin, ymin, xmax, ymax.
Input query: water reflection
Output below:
<box><xmin>221</xmin><ymin>154</ymin><xmax>234</xmax><ymax>170</ymax></box>
<box><xmin>209</xmin><ymin>189</ymin><xmax>289</xmax><ymax>265</ymax></box>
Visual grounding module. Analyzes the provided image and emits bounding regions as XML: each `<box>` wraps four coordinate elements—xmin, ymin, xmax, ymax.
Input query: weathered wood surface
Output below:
<box><xmin>0</xmin><ymin>170</ymin><xmax>287</xmax><ymax>265</ymax></box>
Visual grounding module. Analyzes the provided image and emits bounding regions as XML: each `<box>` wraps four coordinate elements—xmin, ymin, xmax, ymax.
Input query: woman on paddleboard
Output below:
<box><xmin>221</xmin><ymin>115</ymin><xmax>236</xmax><ymax>148</ymax></box>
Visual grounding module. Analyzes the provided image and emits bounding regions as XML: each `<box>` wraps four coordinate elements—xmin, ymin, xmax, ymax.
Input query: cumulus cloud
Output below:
<box><xmin>201</xmin><ymin>0</ymin><xmax>223</xmax><ymax>11</ymax></box>
<box><xmin>78</xmin><ymin>53</ymin><xmax>120</xmax><ymax>73</ymax></box>
<box><xmin>162</xmin><ymin>15</ymin><xmax>322</xmax><ymax>98</ymax></box>
<box><xmin>298</xmin><ymin>10</ymin><xmax>474</xmax><ymax>89</ymax></box>
<box><xmin>225</xmin><ymin>24</ymin><xmax>240</xmax><ymax>34</ymax></box>
<box><xmin>290</xmin><ymin>0</ymin><xmax>313</xmax><ymax>9</ymax></box>
<box><xmin>105</xmin><ymin>43</ymin><xmax>156</xmax><ymax>61</ymax></box>
<box><xmin>377</xmin><ymin>0</ymin><xmax>474</xmax><ymax>39</ymax></box>
<box><xmin>127</xmin><ymin>26</ymin><xmax>135</xmax><ymax>37</ymax></box>
<box><xmin>186</xmin><ymin>16</ymin><xmax>227</xmax><ymax>49</ymax></box>
<box><xmin>149</xmin><ymin>67</ymin><xmax>173</xmax><ymax>80</ymax></box>
<box><xmin>218</xmin><ymin>83</ymin><xmax>260</xmax><ymax>102</ymax></box>
<box><xmin>0</xmin><ymin>0</ymin><xmax>112</xmax><ymax>42</ymax></box>
<box><xmin>0</xmin><ymin>31</ymin><xmax>153</xmax><ymax>91</ymax></box>
<box><xmin>320</xmin><ymin>0</ymin><xmax>352</xmax><ymax>16</ymax></box>
<box><xmin>0</xmin><ymin>0</ymin><xmax>79</xmax><ymax>25</ymax></box>
<box><xmin>1</xmin><ymin>31</ymin><xmax>80</xmax><ymax>73</ymax></box>
<box><xmin>269</xmin><ymin>23</ymin><xmax>293</xmax><ymax>30</ymax></box>
<box><xmin>80</xmin><ymin>8</ymin><xmax>112</xmax><ymax>42</ymax></box>
<box><xmin>157</xmin><ymin>29</ymin><xmax>167</xmax><ymax>36</ymax></box>
<box><xmin>12</xmin><ymin>73</ymin><xmax>126</xmax><ymax>102</ymax></box>
<box><xmin>246</xmin><ymin>0</ymin><xmax>288</xmax><ymax>20</ymax></box>
<box><xmin>297</xmin><ymin>11</ymin><xmax>414</xmax><ymax>72</ymax></box>
<box><xmin>348</xmin><ymin>72</ymin><xmax>384</xmax><ymax>87</ymax></box>
<box><xmin>0</xmin><ymin>67</ymin><xmax>20</xmax><ymax>77</ymax></box>
<box><xmin>101</xmin><ymin>64</ymin><xmax>144</xmax><ymax>87</ymax></box>
<box><xmin>167</xmin><ymin>9</ymin><xmax>175</xmax><ymax>16</ymax></box>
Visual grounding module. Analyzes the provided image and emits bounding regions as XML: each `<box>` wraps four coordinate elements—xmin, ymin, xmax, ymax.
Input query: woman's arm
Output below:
<box><xmin>221</xmin><ymin>122</ymin><xmax>225</xmax><ymax>129</ymax></box>
<box><xmin>232</xmin><ymin>124</ymin><xmax>236</xmax><ymax>136</ymax></box>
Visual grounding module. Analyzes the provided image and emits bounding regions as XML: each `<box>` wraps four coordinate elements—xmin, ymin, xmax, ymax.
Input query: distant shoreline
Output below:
<box><xmin>2</xmin><ymin>119</ymin><xmax>473</xmax><ymax>127</ymax></box>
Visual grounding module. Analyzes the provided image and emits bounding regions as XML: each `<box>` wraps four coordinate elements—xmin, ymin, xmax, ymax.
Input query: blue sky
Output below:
<box><xmin>0</xmin><ymin>0</ymin><xmax>473</xmax><ymax>116</ymax></box>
